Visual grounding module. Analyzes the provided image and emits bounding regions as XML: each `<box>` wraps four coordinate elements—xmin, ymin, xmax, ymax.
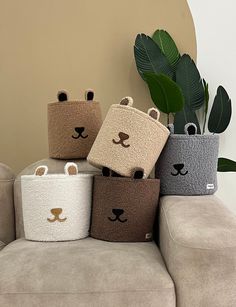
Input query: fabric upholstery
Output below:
<box><xmin>159</xmin><ymin>195</ymin><xmax>236</xmax><ymax>307</ymax></box>
<box><xmin>48</xmin><ymin>97</ymin><xmax>102</xmax><ymax>159</ymax></box>
<box><xmin>156</xmin><ymin>134</ymin><xmax>219</xmax><ymax>195</ymax></box>
<box><xmin>88</xmin><ymin>99</ymin><xmax>169</xmax><ymax>178</ymax></box>
<box><xmin>0</xmin><ymin>237</ymin><xmax>175</xmax><ymax>307</ymax></box>
<box><xmin>14</xmin><ymin>158</ymin><xmax>101</xmax><ymax>238</ymax></box>
<box><xmin>91</xmin><ymin>175</ymin><xmax>160</xmax><ymax>242</ymax></box>
<box><xmin>0</xmin><ymin>163</ymin><xmax>15</xmax><ymax>245</ymax></box>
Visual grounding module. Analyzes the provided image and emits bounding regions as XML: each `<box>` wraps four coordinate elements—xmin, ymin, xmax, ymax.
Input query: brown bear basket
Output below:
<box><xmin>48</xmin><ymin>90</ymin><xmax>102</xmax><ymax>159</ymax></box>
<box><xmin>90</xmin><ymin>170</ymin><xmax>160</xmax><ymax>242</ymax></box>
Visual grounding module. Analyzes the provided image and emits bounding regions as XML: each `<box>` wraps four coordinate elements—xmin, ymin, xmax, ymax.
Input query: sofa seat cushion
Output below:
<box><xmin>159</xmin><ymin>195</ymin><xmax>236</xmax><ymax>307</ymax></box>
<box><xmin>0</xmin><ymin>237</ymin><xmax>175</xmax><ymax>307</ymax></box>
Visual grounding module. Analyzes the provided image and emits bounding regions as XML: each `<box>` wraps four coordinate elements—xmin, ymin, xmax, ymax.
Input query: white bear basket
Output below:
<box><xmin>21</xmin><ymin>163</ymin><xmax>93</xmax><ymax>242</ymax></box>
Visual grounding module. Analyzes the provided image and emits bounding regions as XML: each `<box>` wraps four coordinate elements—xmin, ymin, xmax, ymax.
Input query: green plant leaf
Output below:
<box><xmin>208</xmin><ymin>86</ymin><xmax>232</xmax><ymax>134</ymax></box>
<box><xmin>202</xmin><ymin>79</ymin><xmax>209</xmax><ymax>134</ymax></box>
<box><xmin>134</xmin><ymin>34</ymin><xmax>173</xmax><ymax>80</ymax></box>
<box><xmin>218</xmin><ymin>158</ymin><xmax>236</xmax><ymax>172</ymax></box>
<box><xmin>152</xmin><ymin>29</ymin><xmax>180</xmax><ymax>71</ymax></box>
<box><xmin>176</xmin><ymin>54</ymin><xmax>205</xmax><ymax>110</ymax></box>
<box><xmin>174</xmin><ymin>104</ymin><xmax>201</xmax><ymax>134</ymax></box>
<box><xmin>143</xmin><ymin>72</ymin><xmax>184</xmax><ymax>114</ymax></box>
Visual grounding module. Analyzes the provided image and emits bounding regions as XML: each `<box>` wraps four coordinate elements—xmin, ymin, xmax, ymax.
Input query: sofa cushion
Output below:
<box><xmin>159</xmin><ymin>195</ymin><xmax>236</xmax><ymax>307</ymax></box>
<box><xmin>0</xmin><ymin>237</ymin><xmax>175</xmax><ymax>307</ymax></box>
<box><xmin>0</xmin><ymin>163</ymin><xmax>15</xmax><ymax>245</ymax></box>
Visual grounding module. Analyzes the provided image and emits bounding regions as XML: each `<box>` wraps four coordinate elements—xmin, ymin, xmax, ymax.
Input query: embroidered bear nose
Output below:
<box><xmin>118</xmin><ymin>132</ymin><xmax>129</xmax><ymax>141</ymax></box>
<box><xmin>75</xmin><ymin>127</ymin><xmax>85</xmax><ymax>134</ymax></box>
<box><xmin>112</xmin><ymin>208</ymin><xmax>124</xmax><ymax>217</ymax></box>
<box><xmin>173</xmin><ymin>163</ymin><xmax>184</xmax><ymax>171</ymax></box>
<box><xmin>50</xmin><ymin>208</ymin><xmax>62</xmax><ymax>216</ymax></box>
<box><xmin>51</xmin><ymin>208</ymin><xmax>62</xmax><ymax>216</ymax></box>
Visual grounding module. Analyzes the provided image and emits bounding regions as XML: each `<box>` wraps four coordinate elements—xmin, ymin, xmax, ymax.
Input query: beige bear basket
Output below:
<box><xmin>21</xmin><ymin>162</ymin><xmax>93</xmax><ymax>242</ymax></box>
<box><xmin>87</xmin><ymin>97</ymin><xmax>170</xmax><ymax>178</ymax></box>
<box><xmin>48</xmin><ymin>90</ymin><xmax>102</xmax><ymax>159</ymax></box>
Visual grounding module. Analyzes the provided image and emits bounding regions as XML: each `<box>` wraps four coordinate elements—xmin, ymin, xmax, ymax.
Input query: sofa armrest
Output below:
<box><xmin>0</xmin><ymin>163</ymin><xmax>15</xmax><ymax>246</ymax></box>
<box><xmin>159</xmin><ymin>195</ymin><xmax>236</xmax><ymax>307</ymax></box>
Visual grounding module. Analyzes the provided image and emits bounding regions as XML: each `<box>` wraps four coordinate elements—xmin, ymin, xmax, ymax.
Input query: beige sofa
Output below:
<box><xmin>0</xmin><ymin>161</ymin><xmax>236</xmax><ymax>307</ymax></box>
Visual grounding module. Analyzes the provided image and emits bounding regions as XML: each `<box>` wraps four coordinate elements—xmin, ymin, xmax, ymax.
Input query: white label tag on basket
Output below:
<box><xmin>145</xmin><ymin>233</ymin><xmax>152</xmax><ymax>240</ymax></box>
<box><xmin>207</xmin><ymin>184</ymin><xmax>215</xmax><ymax>190</ymax></box>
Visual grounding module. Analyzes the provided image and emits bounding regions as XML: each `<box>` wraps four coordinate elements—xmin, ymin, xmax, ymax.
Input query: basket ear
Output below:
<box><xmin>131</xmin><ymin>168</ymin><xmax>145</xmax><ymax>179</ymax></box>
<box><xmin>120</xmin><ymin>96</ymin><xmax>133</xmax><ymax>106</ymax></box>
<box><xmin>64</xmin><ymin>162</ymin><xmax>78</xmax><ymax>175</ymax></box>
<box><xmin>102</xmin><ymin>167</ymin><xmax>111</xmax><ymax>177</ymax></box>
<box><xmin>34</xmin><ymin>166</ymin><xmax>48</xmax><ymax>176</ymax></box>
<box><xmin>167</xmin><ymin>124</ymin><xmax>175</xmax><ymax>134</ymax></box>
<box><xmin>85</xmin><ymin>89</ymin><xmax>94</xmax><ymax>101</ymax></box>
<box><xmin>57</xmin><ymin>90</ymin><xmax>68</xmax><ymax>102</ymax></box>
<box><xmin>147</xmin><ymin>108</ymin><xmax>160</xmax><ymax>121</ymax></box>
<box><xmin>184</xmin><ymin>123</ymin><xmax>197</xmax><ymax>135</ymax></box>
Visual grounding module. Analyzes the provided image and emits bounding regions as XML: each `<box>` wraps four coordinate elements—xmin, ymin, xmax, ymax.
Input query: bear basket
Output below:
<box><xmin>21</xmin><ymin>162</ymin><xmax>93</xmax><ymax>241</ymax></box>
<box><xmin>155</xmin><ymin>123</ymin><xmax>219</xmax><ymax>195</ymax></box>
<box><xmin>87</xmin><ymin>97</ymin><xmax>170</xmax><ymax>178</ymax></box>
<box><xmin>48</xmin><ymin>90</ymin><xmax>102</xmax><ymax>159</ymax></box>
<box><xmin>90</xmin><ymin>170</ymin><xmax>160</xmax><ymax>242</ymax></box>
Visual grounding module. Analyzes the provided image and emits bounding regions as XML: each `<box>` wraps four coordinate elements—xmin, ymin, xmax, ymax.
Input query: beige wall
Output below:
<box><xmin>0</xmin><ymin>0</ymin><xmax>196</xmax><ymax>174</ymax></box>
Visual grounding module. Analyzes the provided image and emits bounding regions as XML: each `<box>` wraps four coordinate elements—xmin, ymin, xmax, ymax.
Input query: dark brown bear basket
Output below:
<box><xmin>90</xmin><ymin>171</ymin><xmax>160</xmax><ymax>242</ymax></box>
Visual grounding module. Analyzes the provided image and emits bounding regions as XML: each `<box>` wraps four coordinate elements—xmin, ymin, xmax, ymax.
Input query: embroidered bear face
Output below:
<box><xmin>87</xmin><ymin>97</ymin><xmax>170</xmax><ymax>178</ymax></box>
<box><xmin>155</xmin><ymin>123</ymin><xmax>219</xmax><ymax>195</ymax></box>
<box><xmin>48</xmin><ymin>90</ymin><xmax>102</xmax><ymax>159</ymax></box>
<box><xmin>21</xmin><ymin>162</ymin><xmax>93</xmax><ymax>241</ymax></box>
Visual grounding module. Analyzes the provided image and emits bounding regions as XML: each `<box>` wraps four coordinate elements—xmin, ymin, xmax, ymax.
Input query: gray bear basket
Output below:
<box><xmin>155</xmin><ymin>123</ymin><xmax>219</xmax><ymax>196</ymax></box>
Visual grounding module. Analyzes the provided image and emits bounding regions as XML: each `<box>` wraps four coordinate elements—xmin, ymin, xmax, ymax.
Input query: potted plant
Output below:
<box><xmin>134</xmin><ymin>30</ymin><xmax>235</xmax><ymax>195</ymax></box>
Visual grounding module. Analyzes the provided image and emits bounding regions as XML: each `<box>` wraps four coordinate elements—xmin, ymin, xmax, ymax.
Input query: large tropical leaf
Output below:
<box><xmin>144</xmin><ymin>72</ymin><xmax>184</xmax><ymax>114</ymax></box>
<box><xmin>176</xmin><ymin>54</ymin><xmax>205</xmax><ymax>110</ymax></box>
<box><xmin>218</xmin><ymin>157</ymin><xmax>236</xmax><ymax>172</ymax></box>
<box><xmin>208</xmin><ymin>86</ymin><xmax>232</xmax><ymax>133</ymax></box>
<box><xmin>152</xmin><ymin>29</ymin><xmax>180</xmax><ymax>71</ymax></box>
<box><xmin>134</xmin><ymin>34</ymin><xmax>173</xmax><ymax>80</ymax></box>
<box><xmin>174</xmin><ymin>104</ymin><xmax>201</xmax><ymax>134</ymax></box>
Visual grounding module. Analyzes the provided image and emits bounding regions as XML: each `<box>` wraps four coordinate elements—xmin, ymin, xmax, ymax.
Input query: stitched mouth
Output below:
<box><xmin>108</xmin><ymin>216</ymin><xmax>128</xmax><ymax>223</ymax></box>
<box><xmin>47</xmin><ymin>216</ymin><xmax>67</xmax><ymax>223</ymax></box>
<box><xmin>112</xmin><ymin>139</ymin><xmax>130</xmax><ymax>148</ymax></box>
<box><xmin>171</xmin><ymin>170</ymin><xmax>188</xmax><ymax>176</ymax></box>
<box><xmin>72</xmin><ymin>133</ymin><xmax>88</xmax><ymax>139</ymax></box>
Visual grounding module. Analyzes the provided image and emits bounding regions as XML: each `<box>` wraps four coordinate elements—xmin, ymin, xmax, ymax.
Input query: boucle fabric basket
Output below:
<box><xmin>21</xmin><ymin>163</ymin><xmax>93</xmax><ymax>242</ymax></box>
<box><xmin>156</xmin><ymin>123</ymin><xmax>219</xmax><ymax>195</ymax></box>
<box><xmin>87</xmin><ymin>97</ymin><xmax>170</xmax><ymax>178</ymax></box>
<box><xmin>90</xmin><ymin>172</ymin><xmax>160</xmax><ymax>242</ymax></box>
<box><xmin>48</xmin><ymin>90</ymin><xmax>102</xmax><ymax>159</ymax></box>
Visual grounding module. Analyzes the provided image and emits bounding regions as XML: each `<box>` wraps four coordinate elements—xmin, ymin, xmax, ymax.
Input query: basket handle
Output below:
<box><xmin>85</xmin><ymin>89</ymin><xmax>94</xmax><ymax>101</ymax></box>
<box><xmin>57</xmin><ymin>90</ymin><xmax>68</xmax><ymax>102</ymax></box>
<box><xmin>147</xmin><ymin>108</ymin><xmax>160</xmax><ymax>121</ymax></box>
<box><xmin>64</xmin><ymin>162</ymin><xmax>78</xmax><ymax>175</ymax></box>
<box><xmin>119</xmin><ymin>96</ymin><xmax>133</xmax><ymax>106</ymax></box>
<box><xmin>184</xmin><ymin>123</ymin><xmax>197</xmax><ymax>135</ymax></box>
<box><xmin>34</xmin><ymin>165</ymin><xmax>48</xmax><ymax>176</ymax></box>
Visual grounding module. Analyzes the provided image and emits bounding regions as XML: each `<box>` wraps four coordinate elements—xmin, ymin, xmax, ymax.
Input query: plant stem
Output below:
<box><xmin>167</xmin><ymin>113</ymin><xmax>170</xmax><ymax>125</ymax></box>
<box><xmin>203</xmin><ymin>113</ymin><xmax>207</xmax><ymax>134</ymax></box>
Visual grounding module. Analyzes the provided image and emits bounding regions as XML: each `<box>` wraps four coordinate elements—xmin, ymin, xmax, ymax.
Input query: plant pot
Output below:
<box><xmin>90</xmin><ymin>174</ymin><xmax>160</xmax><ymax>242</ymax></box>
<box><xmin>155</xmin><ymin>124</ymin><xmax>219</xmax><ymax>195</ymax></box>
<box><xmin>87</xmin><ymin>97</ymin><xmax>169</xmax><ymax>178</ymax></box>
<box><xmin>48</xmin><ymin>90</ymin><xmax>102</xmax><ymax>159</ymax></box>
<box><xmin>21</xmin><ymin>163</ymin><xmax>93</xmax><ymax>241</ymax></box>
